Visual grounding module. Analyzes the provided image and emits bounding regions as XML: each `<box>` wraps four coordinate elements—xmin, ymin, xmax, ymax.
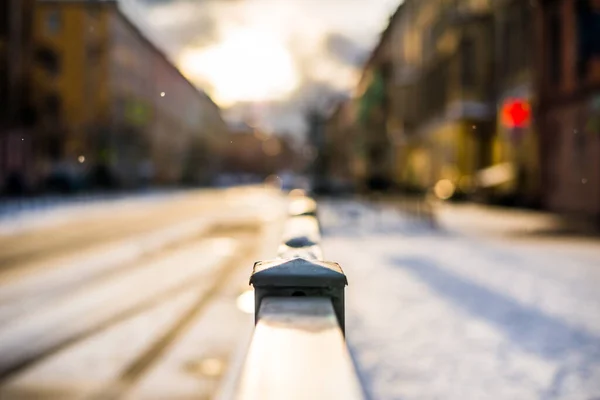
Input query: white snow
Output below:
<box><xmin>320</xmin><ymin>200</ymin><xmax>600</xmax><ymax>400</ymax></box>
<box><xmin>0</xmin><ymin>191</ymin><xmax>184</xmax><ymax>236</ymax></box>
<box><xmin>1</xmin><ymin>288</ymin><xmax>201</xmax><ymax>399</ymax></box>
<box><xmin>0</xmin><ymin>238</ymin><xmax>239</xmax><ymax>371</ymax></box>
<box><xmin>0</xmin><ymin>215</ymin><xmax>214</xmax><ymax>322</ymax></box>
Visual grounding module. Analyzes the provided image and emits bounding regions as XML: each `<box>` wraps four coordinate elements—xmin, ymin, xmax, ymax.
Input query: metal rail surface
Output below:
<box><xmin>228</xmin><ymin>194</ymin><xmax>365</xmax><ymax>400</ymax></box>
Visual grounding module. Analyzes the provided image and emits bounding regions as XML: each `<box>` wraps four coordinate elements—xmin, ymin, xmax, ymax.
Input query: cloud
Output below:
<box><xmin>142</xmin><ymin>0</ymin><xmax>220</xmax><ymax>51</ymax></box>
<box><xmin>225</xmin><ymin>80</ymin><xmax>349</xmax><ymax>136</ymax></box>
<box><xmin>128</xmin><ymin>0</ymin><xmax>398</xmax><ymax>136</ymax></box>
<box><xmin>137</xmin><ymin>0</ymin><xmax>175</xmax><ymax>4</ymax></box>
<box><xmin>137</xmin><ymin>0</ymin><xmax>239</xmax><ymax>4</ymax></box>
<box><xmin>324</xmin><ymin>32</ymin><xmax>370</xmax><ymax>68</ymax></box>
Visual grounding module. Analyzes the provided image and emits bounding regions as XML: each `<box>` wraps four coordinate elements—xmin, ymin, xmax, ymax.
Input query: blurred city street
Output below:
<box><xmin>0</xmin><ymin>188</ymin><xmax>599</xmax><ymax>399</ymax></box>
<box><xmin>1</xmin><ymin>1</ymin><xmax>599</xmax><ymax>397</ymax></box>
<box><xmin>0</xmin><ymin>186</ymin><xmax>288</xmax><ymax>399</ymax></box>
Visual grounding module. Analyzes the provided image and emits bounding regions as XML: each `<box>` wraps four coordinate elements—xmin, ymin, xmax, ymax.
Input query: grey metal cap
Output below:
<box><xmin>250</xmin><ymin>257</ymin><xmax>347</xmax><ymax>288</ymax></box>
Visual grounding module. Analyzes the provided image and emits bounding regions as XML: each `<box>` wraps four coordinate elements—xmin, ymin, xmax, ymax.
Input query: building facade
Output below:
<box><xmin>23</xmin><ymin>0</ymin><xmax>226</xmax><ymax>190</ymax></box>
<box><xmin>0</xmin><ymin>0</ymin><xmax>35</xmax><ymax>194</ymax></box>
<box><xmin>221</xmin><ymin>122</ymin><xmax>299</xmax><ymax>178</ymax></box>
<box><xmin>323</xmin><ymin>101</ymin><xmax>360</xmax><ymax>190</ymax></box>
<box><xmin>343</xmin><ymin>0</ymin><xmax>548</xmax><ymax>204</ymax></box>
<box><xmin>536</xmin><ymin>0</ymin><xmax>600</xmax><ymax>218</ymax></box>
<box><xmin>355</xmin><ymin>21</ymin><xmax>396</xmax><ymax>191</ymax></box>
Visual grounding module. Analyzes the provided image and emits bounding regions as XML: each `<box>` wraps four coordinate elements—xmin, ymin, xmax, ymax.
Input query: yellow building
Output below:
<box><xmin>31</xmin><ymin>1</ymin><xmax>106</xmax><ymax>175</ymax></box>
<box><xmin>382</xmin><ymin>0</ymin><xmax>496</xmax><ymax>197</ymax></box>
<box><xmin>30</xmin><ymin>0</ymin><xmax>226</xmax><ymax>188</ymax></box>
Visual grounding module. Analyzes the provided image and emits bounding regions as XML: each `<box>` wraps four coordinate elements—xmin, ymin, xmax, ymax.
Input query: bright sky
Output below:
<box><xmin>178</xmin><ymin>28</ymin><xmax>299</xmax><ymax>106</ymax></box>
<box><xmin>124</xmin><ymin>0</ymin><xmax>400</xmax><ymax>133</ymax></box>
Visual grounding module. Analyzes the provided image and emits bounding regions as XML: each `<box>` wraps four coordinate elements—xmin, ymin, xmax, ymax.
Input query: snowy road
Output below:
<box><xmin>2</xmin><ymin>191</ymin><xmax>599</xmax><ymax>400</ymax></box>
<box><xmin>321</xmin><ymin>200</ymin><xmax>600</xmax><ymax>400</ymax></box>
<box><xmin>0</xmin><ymin>187</ymin><xmax>287</xmax><ymax>399</ymax></box>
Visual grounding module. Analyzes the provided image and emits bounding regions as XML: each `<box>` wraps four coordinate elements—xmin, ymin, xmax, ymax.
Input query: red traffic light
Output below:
<box><xmin>501</xmin><ymin>99</ymin><xmax>531</xmax><ymax>128</ymax></box>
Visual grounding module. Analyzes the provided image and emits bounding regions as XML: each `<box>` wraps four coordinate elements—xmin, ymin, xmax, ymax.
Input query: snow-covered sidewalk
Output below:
<box><xmin>320</xmin><ymin>201</ymin><xmax>600</xmax><ymax>400</ymax></box>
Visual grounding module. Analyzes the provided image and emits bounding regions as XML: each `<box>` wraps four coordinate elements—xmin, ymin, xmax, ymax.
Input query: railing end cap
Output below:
<box><xmin>250</xmin><ymin>257</ymin><xmax>347</xmax><ymax>288</ymax></box>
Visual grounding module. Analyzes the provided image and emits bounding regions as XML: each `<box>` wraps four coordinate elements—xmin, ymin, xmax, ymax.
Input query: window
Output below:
<box><xmin>0</xmin><ymin>1</ymin><xmax>9</xmax><ymax>38</ymax></box>
<box><xmin>35</xmin><ymin>46</ymin><xmax>60</xmax><ymax>75</ymax></box>
<box><xmin>500</xmin><ymin>3</ymin><xmax>531</xmax><ymax>80</ymax></box>
<box><xmin>46</xmin><ymin>10</ymin><xmax>61</xmax><ymax>35</ymax></box>
<box><xmin>572</xmin><ymin>124</ymin><xmax>587</xmax><ymax>179</ymax></box>
<box><xmin>500</xmin><ymin>19</ymin><xmax>511</xmax><ymax>79</ymax></box>
<box><xmin>519</xmin><ymin>3</ymin><xmax>533</xmax><ymax>70</ymax></box>
<box><xmin>87</xmin><ymin>43</ymin><xmax>103</xmax><ymax>62</ymax></box>
<box><xmin>547</xmin><ymin>6</ymin><xmax>562</xmax><ymax>85</ymax></box>
<box><xmin>0</xmin><ymin>61</ymin><xmax>7</xmax><ymax>120</ymax></box>
<box><xmin>577</xmin><ymin>0</ymin><xmax>600</xmax><ymax>79</ymax></box>
<box><xmin>88</xmin><ymin>5</ymin><xmax>101</xmax><ymax>19</ymax></box>
<box><xmin>45</xmin><ymin>94</ymin><xmax>61</xmax><ymax>117</ymax></box>
<box><xmin>461</xmin><ymin>37</ymin><xmax>476</xmax><ymax>88</ymax></box>
<box><xmin>47</xmin><ymin>135</ymin><xmax>62</xmax><ymax>160</ymax></box>
<box><xmin>421</xmin><ymin>28</ymin><xmax>435</xmax><ymax>63</ymax></box>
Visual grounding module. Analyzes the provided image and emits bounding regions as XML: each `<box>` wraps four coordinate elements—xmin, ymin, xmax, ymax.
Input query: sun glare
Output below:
<box><xmin>179</xmin><ymin>29</ymin><xmax>299</xmax><ymax>107</ymax></box>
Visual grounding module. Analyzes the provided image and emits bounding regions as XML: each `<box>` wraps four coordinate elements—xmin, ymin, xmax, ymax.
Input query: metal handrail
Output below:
<box><xmin>228</xmin><ymin>194</ymin><xmax>364</xmax><ymax>400</ymax></box>
<box><xmin>233</xmin><ymin>297</ymin><xmax>364</xmax><ymax>400</ymax></box>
